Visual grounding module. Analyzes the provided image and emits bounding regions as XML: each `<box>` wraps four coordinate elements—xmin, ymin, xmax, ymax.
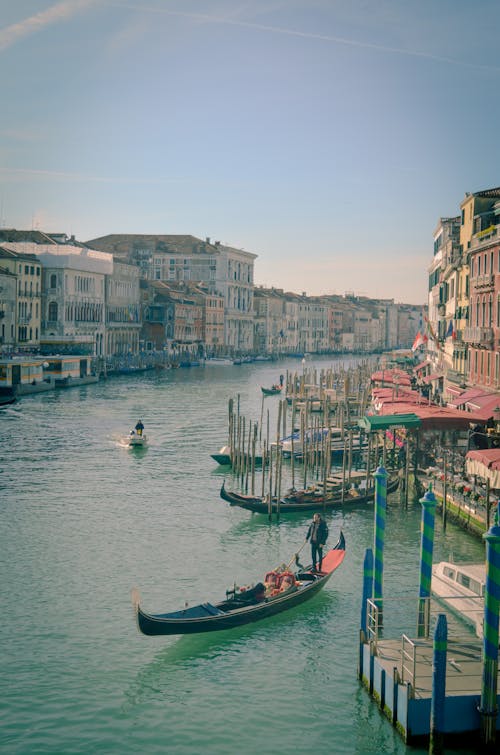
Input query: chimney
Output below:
<box><xmin>206</xmin><ymin>237</ymin><xmax>210</xmax><ymax>244</ymax></box>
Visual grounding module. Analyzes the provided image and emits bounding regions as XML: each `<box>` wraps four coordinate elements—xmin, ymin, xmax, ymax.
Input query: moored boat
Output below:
<box><xmin>220</xmin><ymin>473</ymin><xmax>399</xmax><ymax>513</ymax></box>
<box><xmin>431</xmin><ymin>560</ymin><xmax>487</xmax><ymax>637</ymax></box>
<box><xmin>210</xmin><ymin>444</ymin><xmax>265</xmax><ymax>466</ymax></box>
<box><xmin>132</xmin><ymin>532</ymin><xmax>346</xmax><ymax>636</ymax></box>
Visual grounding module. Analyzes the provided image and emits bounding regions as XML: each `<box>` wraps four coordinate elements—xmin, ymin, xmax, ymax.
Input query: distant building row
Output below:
<box><xmin>0</xmin><ymin>229</ymin><xmax>422</xmax><ymax>357</ymax></box>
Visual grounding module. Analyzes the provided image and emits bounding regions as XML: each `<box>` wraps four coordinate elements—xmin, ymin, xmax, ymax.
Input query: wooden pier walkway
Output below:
<box><xmin>359</xmin><ymin>599</ymin><xmax>500</xmax><ymax>746</ymax></box>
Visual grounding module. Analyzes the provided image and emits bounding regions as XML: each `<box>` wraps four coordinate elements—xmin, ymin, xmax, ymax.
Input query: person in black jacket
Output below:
<box><xmin>306</xmin><ymin>513</ymin><xmax>328</xmax><ymax>572</ymax></box>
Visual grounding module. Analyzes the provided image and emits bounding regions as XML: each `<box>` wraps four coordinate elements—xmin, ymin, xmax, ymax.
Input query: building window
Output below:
<box><xmin>48</xmin><ymin>301</ymin><xmax>58</xmax><ymax>321</ymax></box>
<box><xmin>50</xmin><ymin>274</ymin><xmax>57</xmax><ymax>288</ymax></box>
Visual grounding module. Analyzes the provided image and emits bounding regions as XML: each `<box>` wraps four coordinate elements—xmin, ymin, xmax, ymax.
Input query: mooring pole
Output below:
<box><xmin>479</xmin><ymin>509</ymin><xmax>500</xmax><ymax>748</ymax></box>
<box><xmin>429</xmin><ymin>613</ymin><xmax>447</xmax><ymax>755</ymax></box>
<box><xmin>359</xmin><ymin>547</ymin><xmax>374</xmax><ymax>680</ymax></box>
<box><xmin>417</xmin><ymin>486</ymin><xmax>437</xmax><ymax>638</ymax></box>
<box><xmin>373</xmin><ymin>466</ymin><xmax>388</xmax><ymax>620</ymax></box>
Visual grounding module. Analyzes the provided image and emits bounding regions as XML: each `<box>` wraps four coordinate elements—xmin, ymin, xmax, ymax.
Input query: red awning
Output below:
<box><xmin>466</xmin><ymin>449</ymin><xmax>500</xmax><ymax>467</ymax></box>
<box><xmin>371</xmin><ymin>387</ymin><xmax>483</xmax><ymax>429</ymax></box>
<box><xmin>446</xmin><ymin>385</ymin><xmax>464</xmax><ymax>396</ymax></box>
<box><xmin>371</xmin><ymin>369</ymin><xmax>411</xmax><ymax>386</ymax></box>
<box><xmin>466</xmin><ymin>448</ymin><xmax>500</xmax><ymax>488</ymax></box>
<box><xmin>422</xmin><ymin>373</ymin><xmax>443</xmax><ymax>384</ymax></box>
<box><xmin>414</xmin><ymin>361</ymin><xmax>430</xmax><ymax>373</ymax></box>
<box><xmin>447</xmin><ymin>387</ymin><xmax>495</xmax><ymax>409</ymax></box>
<box><xmin>465</xmin><ymin>393</ymin><xmax>500</xmax><ymax>420</ymax></box>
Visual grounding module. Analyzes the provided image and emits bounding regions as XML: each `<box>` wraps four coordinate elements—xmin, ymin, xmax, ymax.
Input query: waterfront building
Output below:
<box><xmin>141</xmin><ymin>281</ymin><xmax>203</xmax><ymax>356</ymax></box>
<box><xmin>85</xmin><ymin>234</ymin><xmax>256</xmax><ymax>354</ymax></box>
<box><xmin>0</xmin><ymin>245</ymin><xmax>41</xmax><ymax>352</ymax></box>
<box><xmin>105</xmin><ymin>260</ymin><xmax>141</xmax><ymax>356</ymax></box>
<box><xmin>0</xmin><ymin>253</ymin><xmax>17</xmax><ymax>352</ymax></box>
<box><xmin>429</xmin><ymin>216</ymin><xmax>463</xmax><ymax>397</ymax></box>
<box><xmin>189</xmin><ymin>284</ymin><xmax>225</xmax><ymax>354</ymax></box>
<box><xmin>4</xmin><ymin>238</ymin><xmax>112</xmax><ymax>356</ymax></box>
<box><xmin>140</xmin><ymin>280</ymin><xmax>173</xmax><ymax>351</ymax></box>
<box><xmin>464</xmin><ymin>194</ymin><xmax>500</xmax><ymax>389</ymax></box>
<box><xmin>296</xmin><ymin>295</ymin><xmax>329</xmax><ymax>354</ymax></box>
<box><xmin>395</xmin><ymin>303</ymin><xmax>422</xmax><ymax>350</ymax></box>
<box><xmin>253</xmin><ymin>287</ymin><xmax>288</xmax><ymax>355</ymax></box>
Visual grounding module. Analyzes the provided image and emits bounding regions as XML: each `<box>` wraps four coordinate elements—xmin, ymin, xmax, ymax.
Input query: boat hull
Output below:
<box><xmin>220</xmin><ymin>477</ymin><xmax>399</xmax><ymax>513</ymax></box>
<box><xmin>133</xmin><ymin>534</ymin><xmax>345</xmax><ymax>636</ymax></box>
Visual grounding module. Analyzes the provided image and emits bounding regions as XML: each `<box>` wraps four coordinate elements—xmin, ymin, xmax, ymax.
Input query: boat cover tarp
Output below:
<box><xmin>465</xmin><ymin>449</ymin><xmax>500</xmax><ymax>488</ymax></box>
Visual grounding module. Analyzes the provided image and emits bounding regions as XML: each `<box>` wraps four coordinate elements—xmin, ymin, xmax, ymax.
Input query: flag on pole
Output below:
<box><xmin>412</xmin><ymin>331</ymin><xmax>427</xmax><ymax>351</ymax></box>
<box><xmin>424</xmin><ymin>315</ymin><xmax>442</xmax><ymax>351</ymax></box>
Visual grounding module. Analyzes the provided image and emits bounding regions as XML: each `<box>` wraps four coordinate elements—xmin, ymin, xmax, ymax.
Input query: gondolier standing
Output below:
<box><xmin>306</xmin><ymin>513</ymin><xmax>328</xmax><ymax>572</ymax></box>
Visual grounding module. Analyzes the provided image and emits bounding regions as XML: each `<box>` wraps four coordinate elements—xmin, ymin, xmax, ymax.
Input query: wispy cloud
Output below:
<box><xmin>0</xmin><ymin>166</ymin><xmax>206</xmax><ymax>185</ymax></box>
<box><xmin>113</xmin><ymin>2</ymin><xmax>500</xmax><ymax>73</ymax></box>
<box><xmin>0</xmin><ymin>0</ymin><xmax>100</xmax><ymax>52</ymax></box>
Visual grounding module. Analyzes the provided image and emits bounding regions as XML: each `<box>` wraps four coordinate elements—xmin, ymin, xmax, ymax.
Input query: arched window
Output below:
<box><xmin>48</xmin><ymin>301</ymin><xmax>58</xmax><ymax>321</ymax></box>
<box><xmin>50</xmin><ymin>274</ymin><xmax>57</xmax><ymax>288</ymax></box>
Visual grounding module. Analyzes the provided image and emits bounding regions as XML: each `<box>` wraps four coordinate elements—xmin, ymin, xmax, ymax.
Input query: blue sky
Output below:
<box><xmin>1</xmin><ymin>0</ymin><xmax>500</xmax><ymax>304</ymax></box>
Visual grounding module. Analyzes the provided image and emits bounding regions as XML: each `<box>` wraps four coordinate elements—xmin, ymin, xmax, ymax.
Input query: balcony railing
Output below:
<box><xmin>462</xmin><ymin>326</ymin><xmax>494</xmax><ymax>345</ymax></box>
<box><xmin>471</xmin><ymin>273</ymin><xmax>494</xmax><ymax>289</ymax></box>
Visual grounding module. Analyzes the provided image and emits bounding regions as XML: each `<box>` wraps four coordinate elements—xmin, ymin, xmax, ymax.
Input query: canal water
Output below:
<box><xmin>1</xmin><ymin>357</ymin><xmax>485</xmax><ymax>754</ymax></box>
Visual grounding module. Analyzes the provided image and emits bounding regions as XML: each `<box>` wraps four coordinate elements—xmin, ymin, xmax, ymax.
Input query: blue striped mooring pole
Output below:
<box><xmin>361</xmin><ymin>547</ymin><xmax>374</xmax><ymax>639</ymax></box>
<box><xmin>429</xmin><ymin>613</ymin><xmax>447</xmax><ymax>755</ymax></box>
<box><xmin>373</xmin><ymin>466</ymin><xmax>388</xmax><ymax>610</ymax></box>
<box><xmin>418</xmin><ymin>486</ymin><xmax>437</xmax><ymax>638</ymax></box>
<box><xmin>479</xmin><ymin>507</ymin><xmax>500</xmax><ymax>747</ymax></box>
<box><xmin>359</xmin><ymin>548</ymin><xmax>374</xmax><ymax>678</ymax></box>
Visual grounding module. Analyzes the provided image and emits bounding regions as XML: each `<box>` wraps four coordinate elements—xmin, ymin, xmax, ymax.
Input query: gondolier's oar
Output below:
<box><xmin>287</xmin><ymin>539</ymin><xmax>307</xmax><ymax>570</ymax></box>
<box><xmin>272</xmin><ymin>540</ymin><xmax>308</xmax><ymax>573</ymax></box>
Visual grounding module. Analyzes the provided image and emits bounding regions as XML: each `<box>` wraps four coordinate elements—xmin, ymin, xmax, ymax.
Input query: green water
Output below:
<box><xmin>0</xmin><ymin>357</ymin><xmax>485</xmax><ymax>754</ymax></box>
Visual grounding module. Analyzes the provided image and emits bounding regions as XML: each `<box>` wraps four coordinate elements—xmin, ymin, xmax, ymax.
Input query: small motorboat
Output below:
<box><xmin>132</xmin><ymin>532</ymin><xmax>346</xmax><ymax>636</ymax></box>
<box><xmin>210</xmin><ymin>444</ymin><xmax>265</xmax><ymax>466</ymax></box>
<box><xmin>431</xmin><ymin>560</ymin><xmax>487</xmax><ymax>637</ymax></box>
<box><xmin>126</xmin><ymin>430</ymin><xmax>148</xmax><ymax>447</ymax></box>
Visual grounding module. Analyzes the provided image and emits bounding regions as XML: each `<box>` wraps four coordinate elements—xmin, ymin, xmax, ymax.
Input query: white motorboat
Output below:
<box><xmin>127</xmin><ymin>431</ymin><xmax>148</xmax><ymax>448</ymax></box>
<box><xmin>431</xmin><ymin>560</ymin><xmax>486</xmax><ymax>637</ymax></box>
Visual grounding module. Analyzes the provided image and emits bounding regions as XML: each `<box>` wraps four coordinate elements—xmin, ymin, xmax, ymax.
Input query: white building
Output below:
<box><xmin>86</xmin><ymin>234</ymin><xmax>257</xmax><ymax>353</ymax></box>
<box><xmin>6</xmin><ymin>242</ymin><xmax>113</xmax><ymax>355</ymax></box>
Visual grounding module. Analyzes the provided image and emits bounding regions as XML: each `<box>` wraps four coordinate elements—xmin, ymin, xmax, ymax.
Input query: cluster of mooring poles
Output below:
<box><xmin>224</xmin><ymin>361</ymin><xmax>420</xmax><ymax>520</ymax></box>
<box><xmin>359</xmin><ymin>468</ymin><xmax>500</xmax><ymax>750</ymax></box>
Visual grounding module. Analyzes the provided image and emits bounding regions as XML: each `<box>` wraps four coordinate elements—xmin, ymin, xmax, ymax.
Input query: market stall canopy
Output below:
<box><xmin>359</xmin><ymin>413</ymin><xmax>422</xmax><ymax>432</ymax></box>
<box><xmin>414</xmin><ymin>360</ymin><xmax>430</xmax><ymax>373</ymax></box>
<box><xmin>371</xmin><ymin>387</ymin><xmax>484</xmax><ymax>429</ymax></box>
<box><xmin>421</xmin><ymin>373</ymin><xmax>443</xmax><ymax>384</ymax></box>
<box><xmin>465</xmin><ymin>449</ymin><xmax>500</xmax><ymax>489</ymax></box>
<box><xmin>447</xmin><ymin>387</ymin><xmax>495</xmax><ymax>410</ymax></box>
<box><xmin>464</xmin><ymin>393</ymin><xmax>500</xmax><ymax>421</ymax></box>
<box><xmin>370</xmin><ymin>368</ymin><xmax>412</xmax><ymax>387</ymax></box>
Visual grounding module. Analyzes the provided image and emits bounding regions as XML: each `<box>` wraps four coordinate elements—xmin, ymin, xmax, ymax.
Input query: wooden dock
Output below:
<box><xmin>359</xmin><ymin>599</ymin><xmax>500</xmax><ymax>746</ymax></box>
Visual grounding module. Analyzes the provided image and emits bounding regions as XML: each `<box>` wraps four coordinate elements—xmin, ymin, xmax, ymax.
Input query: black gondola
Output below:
<box><xmin>261</xmin><ymin>384</ymin><xmax>282</xmax><ymax>396</ymax></box>
<box><xmin>132</xmin><ymin>532</ymin><xmax>346</xmax><ymax>636</ymax></box>
<box><xmin>219</xmin><ymin>474</ymin><xmax>399</xmax><ymax>513</ymax></box>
